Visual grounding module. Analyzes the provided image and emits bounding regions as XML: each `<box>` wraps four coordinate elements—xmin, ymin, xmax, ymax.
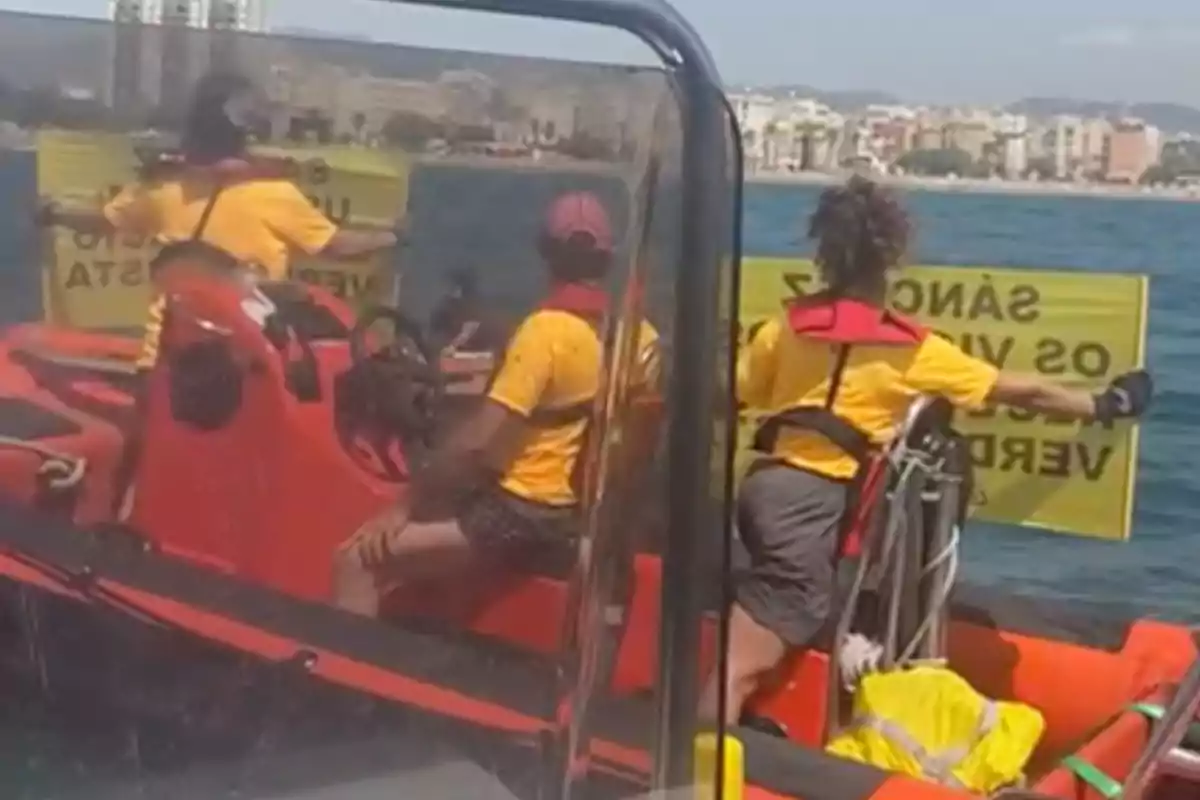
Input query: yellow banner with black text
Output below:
<box><xmin>35</xmin><ymin>130</ymin><xmax>409</xmax><ymax>331</ymax></box>
<box><xmin>738</xmin><ymin>258</ymin><xmax>1149</xmax><ymax>542</ymax></box>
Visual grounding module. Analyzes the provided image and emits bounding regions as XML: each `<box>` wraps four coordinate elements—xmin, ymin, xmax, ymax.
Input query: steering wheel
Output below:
<box><xmin>337</xmin><ymin>305</ymin><xmax>444</xmax><ymax>482</ymax></box>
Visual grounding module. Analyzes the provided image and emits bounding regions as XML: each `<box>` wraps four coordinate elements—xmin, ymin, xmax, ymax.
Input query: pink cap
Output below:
<box><xmin>541</xmin><ymin>191</ymin><xmax>614</xmax><ymax>253</ymax></box>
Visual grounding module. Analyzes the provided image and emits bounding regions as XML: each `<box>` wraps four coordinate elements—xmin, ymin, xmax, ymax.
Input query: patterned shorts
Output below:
<box><xmin>457</xmin><ymin>485</ymin><xmax>580</xmax><ymax>569</ymax></box>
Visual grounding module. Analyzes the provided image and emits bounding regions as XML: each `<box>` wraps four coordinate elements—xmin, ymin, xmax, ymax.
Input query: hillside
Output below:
<box><xmin>743</xmin><ymin>84</ymin><xmax>902</xmax><ymax>112</ymax></box>
<box><xmin>1005</xmin><ymin>97</ymin><xmax>1200</xmax><ymax>134</ymax></box>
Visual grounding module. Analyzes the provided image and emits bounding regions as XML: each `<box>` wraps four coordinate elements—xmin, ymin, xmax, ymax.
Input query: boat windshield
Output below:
<box><xmin>0</xmin><ymin>2</ymin><xmax>740</xmax><ymax>797</ymax></box>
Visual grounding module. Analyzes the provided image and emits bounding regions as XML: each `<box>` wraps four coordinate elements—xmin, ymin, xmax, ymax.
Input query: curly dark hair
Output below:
<box><xmin>808</xmin><ymin>175</ymin><xmax>912</xmax><ymax>297</ymax></box>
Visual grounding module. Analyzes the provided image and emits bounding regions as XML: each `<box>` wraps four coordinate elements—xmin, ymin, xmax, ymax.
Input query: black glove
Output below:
<box><xmin>1093</xmin><ymin>370</ymin><xmax>1153</xmax><ymax>423</ymax></box>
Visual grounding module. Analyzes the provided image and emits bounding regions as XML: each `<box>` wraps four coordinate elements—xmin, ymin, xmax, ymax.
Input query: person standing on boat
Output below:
<box><xmin>701</xmin><ymin>176</ymin><xmax>1155</xmax><ymax>726</ymax></box>
<box><xmin>333</xmin><ymin>190</ymin><xmax>660</xmax><ymax>618</ymax></box>
<box><xmin>38</xmin><ymin>72</ymin><xmax>399</xmax><ymax>517</ymax></box>
<box><xmin>38</xmin><ymin>71</ymin><xmax>400</xmax><ymax>372</ymax></box>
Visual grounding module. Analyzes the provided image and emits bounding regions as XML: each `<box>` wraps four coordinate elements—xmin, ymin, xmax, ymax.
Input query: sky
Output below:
<box><xmin>4</xmin><ymin>0</ymin><xmax>1200</xmax><ymax>106</ymax></box>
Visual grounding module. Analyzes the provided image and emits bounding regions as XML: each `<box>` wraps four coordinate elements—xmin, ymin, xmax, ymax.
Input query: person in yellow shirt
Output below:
<box><xmin>39</xmin><ymin>71</ymin><xmax>398</xmax><ymax>369</ymax></box>
<box><xmin>701</xmin><ymin>176</ymin><xmax>1154</xmax><ymax>725</ymax></box>
<box><xmin>334</xmin><ymin>191</ymin><xmax>660</xmax><ymax>618</ymax></box>
<box><xmin>38</xmin><ymin>72</ymin><xmax>398</xmax><ymax>517</ymax></box>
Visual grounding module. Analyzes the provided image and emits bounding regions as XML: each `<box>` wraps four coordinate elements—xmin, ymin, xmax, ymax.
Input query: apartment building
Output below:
<box><xmin>1106</xmin><ymin>120</ymin><xmax>1162</xmax><ymax>182</ymax></box>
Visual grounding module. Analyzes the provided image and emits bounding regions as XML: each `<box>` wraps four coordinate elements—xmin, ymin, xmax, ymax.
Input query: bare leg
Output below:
<box><xmin>333</xmin><ymin>505</ymin><xmax>476</xmax><ymax>617</ymax></box>
<box><xmin>698</xmin><ymin>603</ymin><xmax>788</xmax><ymax>726</ymax></box>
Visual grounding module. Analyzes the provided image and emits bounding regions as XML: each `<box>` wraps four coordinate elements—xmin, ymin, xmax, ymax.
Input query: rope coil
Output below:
<box><xmin>0</xmin><ymin>436</ymin><xmax>87</xmax><ymax>490</ymax></box>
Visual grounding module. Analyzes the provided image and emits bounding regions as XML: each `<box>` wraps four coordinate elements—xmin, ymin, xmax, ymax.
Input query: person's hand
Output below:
<box><xmin>1093</xmin><ymin>369</ymin><xmax>1153</xmax><ymax>423</ymax></box>
<box><xmin>349</xmin><ymin>504</ymin><xmax>410</xmax><ymax>570</ymax></box>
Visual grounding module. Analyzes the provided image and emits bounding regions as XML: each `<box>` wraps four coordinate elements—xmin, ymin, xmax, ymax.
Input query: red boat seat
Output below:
<box><xmin>128</xmin><ymin>271</ymin><xmax>401</xmax><ymax>601</ymax></box>
<box><xmin>0</xmin><ymin>345</ymin><xmax>126</xmax><ymax>525</ymax></box>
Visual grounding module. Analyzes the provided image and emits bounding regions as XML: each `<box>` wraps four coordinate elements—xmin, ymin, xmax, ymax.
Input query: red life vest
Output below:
<box><xmin>539</xmin><ymin>281</ymin><xmax>609</xmax><ymax>322</ymax></box>
<box><xmin>752</xmin><ymin>293</ymin><xmax>928</xmax><ymax>557</ymax></box>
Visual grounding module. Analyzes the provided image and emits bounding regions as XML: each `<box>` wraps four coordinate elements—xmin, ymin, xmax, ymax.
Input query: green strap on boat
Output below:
<box><xmin>1060</xmin><ymin>755</ymin><xmax>1123</xmax><ymax>799</ymax></box>
<box><xmin>1128</xmin><ymin>701</ymin><xmax>1200</xmax><ymax>741</ymax></box>
<box><xmin>1060</xmin><ymin>701</ymin><xmax>1200</xmax><ymax>798</ymax></box>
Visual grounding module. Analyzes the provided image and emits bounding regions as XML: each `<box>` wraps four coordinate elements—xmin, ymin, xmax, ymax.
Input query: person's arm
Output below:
<box><xmin>262</xmin><ymin>182</ymin><xmax>398</xmax><ymax>260</ymax></box>
<box><xmin>904</xmin><ymin>335</ymin><xmax>1153</xmax><ymax>423</ymax></box>
<box><xmin>323</xmin><ymin>228</ymin><xmax>398</xmax><ymax>260</ymax></box>
<box><xmin>39</xmin><ymin>184</ymin><xmax>157</xmax><ymax>237</ymax></box>
<box><xmin>988</xmin><ymin>370</ymin><xmax>1153</xmax><ymax>423</ymax></box>
<box><xmin>986</xmin><ymin>373</ymin><xmax>1096</xmax><ymax>418</ymax></box>
<box><xmin>39</xmin><ymin>204</ymin><xmax>115</xmax><ymax>235</ymax></box>
<box><xmin>415</xmin><ymin>317</ymin><xmax>552</xmax><ymax>502</ymax></box>
<box><xmin>736</xmin><ymin>316</ymin><xmax>781</xmax><ymax>410</ymax></box>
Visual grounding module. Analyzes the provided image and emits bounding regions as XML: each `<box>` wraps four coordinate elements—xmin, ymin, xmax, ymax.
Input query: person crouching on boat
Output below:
<box><xmin>333</xmin><ymin>190</ymin><xmax>660</xmax><ymax>618</ymax></box>
<box><xmin>700</xmin><ymin>176</ymin><xmax>1154</xmax><ymax>726</ymax></box>
<box><xmin>37</xmin><ymin>72</ymin><xmax>400</xmax><ymax>516</ymax></box>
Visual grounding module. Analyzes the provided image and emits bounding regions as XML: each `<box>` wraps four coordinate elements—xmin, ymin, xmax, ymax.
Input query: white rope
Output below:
<box><xmin>840</xmin><ymin>446</ymin><xmax>960</xmax><ymax>685</ymax></box>
<box><xmin>896</xmin><ymin>521</ymin><xmax>960</xmax><ymax>667</ymax></box>
<box><xmin>0</xmin><ymin>436</ymin><xmax>86</xmax><ymax>490</ymax></box>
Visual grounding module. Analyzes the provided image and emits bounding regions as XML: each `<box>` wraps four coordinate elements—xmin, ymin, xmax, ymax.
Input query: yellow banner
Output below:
<box><xmin>738</xmin><ymin>258</ymin><xmax>1150</xmax><ymax>541</ymax></box>
<box><xmin>35</xmin><ymin>130</ymin><xmax>410</xmax><ymax>331</ymax></box>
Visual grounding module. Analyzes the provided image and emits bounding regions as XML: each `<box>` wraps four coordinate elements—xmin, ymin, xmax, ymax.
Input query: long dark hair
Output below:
<box><xmin>808</xmin><ymin>175</ymin><xmax>912</xmax><ymax>299</ymax></box>
<box><xmin>180</xmin><ymin>72</ymin><xmax>254</xmax><ymax>165</ymax></box>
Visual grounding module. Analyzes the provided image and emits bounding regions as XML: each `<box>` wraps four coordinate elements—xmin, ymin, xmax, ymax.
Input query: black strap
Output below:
<box><xmin>751</xmin><ymin>342</ymin><xmax>872</xmax><ymax>465</ymax></box>
<box><xmin>825</xmin><ymin>344</ymin><xmax>851</xmax><ymax>409</ymax></box>
<box><xmin>147</xmin><ymin>184</ymin><xmax>231</xmax><ymax>277</ymax></box>
<box><xmin>751</xmin><ymin>407</ymin><xmax>873</xmax><ymax>465</ymax></box>
<box><xmin>191</xmin><ymin>184</ymin><xmax>224</xmax><ymax>242</ymax></box>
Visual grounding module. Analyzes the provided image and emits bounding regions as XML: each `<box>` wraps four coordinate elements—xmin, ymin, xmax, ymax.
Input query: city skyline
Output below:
<box><xmin>4</xmin><ymin>0</ymin><xmax>1200</xmax><ymax>108</ymax></box>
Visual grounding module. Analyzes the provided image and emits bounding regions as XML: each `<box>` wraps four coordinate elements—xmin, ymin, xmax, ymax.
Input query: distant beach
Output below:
<box><xmin>416</xmin><ymin>153</ymin><xmax>1200</xmax><ymax>203</ymax></box>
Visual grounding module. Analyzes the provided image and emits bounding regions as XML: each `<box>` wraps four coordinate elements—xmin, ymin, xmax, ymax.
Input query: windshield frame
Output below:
<box><xmin>382</xmin><ymin>0</ymin><xmax>735</xmax><ymax>788</ymax></box>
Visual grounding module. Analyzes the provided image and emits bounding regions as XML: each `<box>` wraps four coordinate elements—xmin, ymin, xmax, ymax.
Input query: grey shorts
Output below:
<box><xmin>735</xmin><ymin>462</ymin><xmax>849</xmax><ymax>647</ymax></box>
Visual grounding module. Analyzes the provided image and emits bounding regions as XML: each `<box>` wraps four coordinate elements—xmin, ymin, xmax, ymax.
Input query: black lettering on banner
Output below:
<box><xmin>1033</xmin><ymin>338</ymin><xmax>1111</xmax><ymax>379</ymax></box>
<box><xmin>65</xmin><ymin>262</ymin><xmax>91</xmax><ymax>290</ymax></box>
<box><xmin>965</xmin><ymin>433</ymin><xmax>1112</xmax><ymax>481</ymax></box>
<box><xmin>926</xmin><ymin>282</ymin><xmax>964</xmax><ymax>318</ymax></box>
<box><xmin>308</xmin><ymin>195</ymin><xmax>352</xmax><ymax>225</ymax></box>
<box><xmin>72</xmin><ymin>230</ymin><xmax>109</xmax><ymax>251</ymax></box>
<box><xmin>63</xmin><ymin>259</ymin><xmax>145</xmax><ymax>290</ymax></box>
<box><xmin>891</xmin><ymin>278</ymin><xmax>921</xmax><ymax>314</ymax></box>
<box><xmin>290</xmin><ymin>267</ymin><xmax>378</xmax><ymax>301</ymax></box>
<box><xmin>888</xmin><ymin>277</ymin><xmax>1042</xmax><ymax>323</ymax></box>
<box><xmin>1008</xmin><ymin>284</ymin><xmax>1041</xmax><ymax>323</ymax></box>
<box><xmin>966</xmin><ymin>278</ymin><xmax>1003</xmax><ymax>321</ymax></box>
<box><xmin>307</xmin><ymin>159</ymin><xmax>330</xmax><ymax>185</ymax></box>
<box><xmin>70</xmin><ymin>228</ymin><xmax>147</xmax><ymax>252</ymax></box>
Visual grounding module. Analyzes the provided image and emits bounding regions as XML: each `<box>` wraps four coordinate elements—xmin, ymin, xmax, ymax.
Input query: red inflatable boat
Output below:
<box><xmin>0</xmin><ymin>2</ymin><xmax>1196</xmax><ymax>799</ymax></box>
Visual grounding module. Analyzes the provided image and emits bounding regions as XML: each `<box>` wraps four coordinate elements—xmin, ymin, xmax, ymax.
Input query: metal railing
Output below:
<box><xmin>1123</xmin><ymin>651</ymin><xmax>1200</xmax><ymax>800</ymax></box>
<box><xmin>824</xmin><ymin>394</ymin><xmax>965</xmax><ymax>743</ymax></box>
